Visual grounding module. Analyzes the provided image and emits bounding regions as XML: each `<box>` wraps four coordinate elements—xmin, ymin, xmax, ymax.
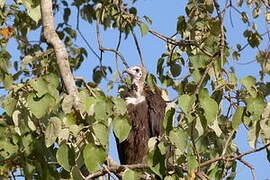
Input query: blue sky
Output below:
<box><xmin>2</xmin><ymin>0</ymin><xmax>270</xmax><ymax>179</ymax></box>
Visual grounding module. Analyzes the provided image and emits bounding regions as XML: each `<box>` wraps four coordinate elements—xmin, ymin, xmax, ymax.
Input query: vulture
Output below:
<box><xmin>115</xmin><ymin>65</ymin><xmax>166</xmax><ymax>165</ymax></box>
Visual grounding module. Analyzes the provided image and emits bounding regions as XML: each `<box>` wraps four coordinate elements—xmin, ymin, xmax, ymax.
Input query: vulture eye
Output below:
<box><xmin>135</xmin><ymin>68</ymin><xmax>140</xmax><ymax>73</ymax></box>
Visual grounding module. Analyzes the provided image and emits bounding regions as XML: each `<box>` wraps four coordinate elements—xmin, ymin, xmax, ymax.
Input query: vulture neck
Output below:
<box><xmin>132</xmin><ymin>79</ymin><xmax>144</xmax><ymax>97</ymax></box>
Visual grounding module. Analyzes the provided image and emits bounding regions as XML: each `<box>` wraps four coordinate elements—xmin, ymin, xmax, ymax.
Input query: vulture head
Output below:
<box><xmin>124</xmin><ymin>65</ymin><xmax>147</xmax><ymax>96</ymax></box>
<box><xmin>124</xmin><ymin>65</ymin><xmax>147</xmax><ymax>83</ymax></box>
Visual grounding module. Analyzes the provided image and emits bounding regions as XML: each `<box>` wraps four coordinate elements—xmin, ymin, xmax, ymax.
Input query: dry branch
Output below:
<box><xmin>40</xmin><ymin>0</ymin><xmax>79</xmax><ymax>106</ymax></box>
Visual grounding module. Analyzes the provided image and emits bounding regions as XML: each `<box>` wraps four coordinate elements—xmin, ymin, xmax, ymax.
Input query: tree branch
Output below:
<box><xmin>40</xmin><ymin>0</ymin><xmax>79</xmax><ymax>106</ymax></box>
<box><xmin>237</xmin><ymin>158</ymin><xmax>256</xmax><ymax>180</ymax></box>
<box><xmin>99</xmin><ymin>48</ymin><xmax>129</xmax><ymax>68</ymax></box>
<box><xmin>200</xmin><ymin>143</ymin><xmax>270</xmax><ymax>168</ymax></box>
<box><xmin>213</xmin><ymin>0</ymin><xmax>225</xmax><ymax>67</ymax></box>
<box><xmin>85</xmin><ymin>163</ymin><xmax>148</xmax><ymax>179</ymax></box>
<box><xmin>149</xmin><ymin>30</ymin><xmax>213</xmax><ymax>57</ymax></box>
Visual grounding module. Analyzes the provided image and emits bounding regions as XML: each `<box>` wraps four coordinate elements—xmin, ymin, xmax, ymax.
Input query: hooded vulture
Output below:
<box><xmin>115</xmin><ymin>65</ymin><xmax>166</xmax><ymax>165</ymax></box>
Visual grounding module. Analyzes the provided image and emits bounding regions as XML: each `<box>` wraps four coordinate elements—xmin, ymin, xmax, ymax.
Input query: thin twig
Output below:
<box><xmin>102</xmin><ymin>165</ymin><xmax>117</xmax><ymax>180</ymax></box>
<box><xmin>191</xmin><ymin>119</ymin><xmax>201</xmax><ymax>170</ymax></box>
<box><xmin>76</xmin><ymin>6</ymin><xmax>100</xmax><ymax>60</ymax></box>
<box><xmin>232</xmin><ymin>143</ymin><xmax>270</xmax><ymax>160</ymax></box>
<box><xmin>130</xmin><ymin>27</ymin><xmax>145</xmax><ymax>67</ymax></box>
<box><xmin>115</xmin><ymin>30</ymin><xmax>124</xmax><ymax>81</ymax></box>
<box><xmin>222</xmin><ymin>130</ymin><xmax>236</xmax><ymax>156</ymax></box>
<box><xmin>74</xmin><ymin>76</ymin><xmax>96</xmax><ymax>97</ymax></box>
<box><xmin>100</xmin><ymin>48</ymin><xmax>129</xmax><ymax>68</ymax></box>
<box><xmin>200</xmin><ymin>143</ymin><xmax>270</xmax><ymax>168</ymax></box>
<box><xmin>237</xmin><ymin>158</ymin><xmax>256</xmax><ymax>180</ymax></box>
<box><xmin>195</xmin><ymin>53</ymin><xmax>219</xmax><ymax>95</ymax></box>
<box><xmin>149</xmin><ymin>29</ymin><xmax>213</xmax><ymax>57</ymax></box>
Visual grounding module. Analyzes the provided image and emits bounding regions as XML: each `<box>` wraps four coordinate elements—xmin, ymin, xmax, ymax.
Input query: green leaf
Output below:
<box><xmin>113</xmin><ymin>98</ymin><xmax>127</xmax><ymax>115</ymax></box>
<box><xmin>0</xmin><ymin>138</ymin><xmax>18</xmax><ymax>158</ymax></box>
<box><xmin>79</xmin><ymin>91</ymin><xmax>96</xmax><ymax>114</ymax></box>
<box><xmin>93</xmin><ymin>123</ymin><xmax>108</xmax><ymax>147</ymax></box>
<box><xmin>71</xmin><ymin>165</ymin><xmax>85</xmax><ymax>180</ymax></box>
<box><xmin>43</xmin><ymin>73</ymin><xmax>59</xmax><ymax>88</ymax></box>
<box><xmin>138</xmin><ymin>22</ymin><xmax>149</xmax><ymax>36</ymax></box>
<box><xmin>187</xmin><ymin>154</ymin><xmax>198</xmax><ymax>172</ymax></box>
<box><xmin>143</xmin><ymin>15</ymin><xmax>152</xmax><ymax>24</ymax></box>
<box><xmin>4</xmin><ymin>94</ymin><xmax>17</xmax><ymax>116</ymax></box>
<box><xmin>29</xmin><ymin>78</ymin><xmax>48</xmax><ymax>97</ymax></box>
<box><xmin>56</xmin><ymin>144</ymin><xmax>75</xmax><ymax>172</ymax></box>
<box><xmin>27</xmin><ymin>93</ymin><xmax>55</xmax><ymax>119</ymax></box>
<box><xmin>178</xmin><ymin>94</ymin><xmax>195</xmax><ymax>114</ymax></box>
<box><xmin>248</xmin><ymin>32</ymin><xmax>262</xmax><ymax>48</ymax></box>
<box><xmin>147</xmin><ymin>148</ymin><xmax>165</xmax><ymax>178</ymax></box>
<box><xmin>170</xmin><ymin>64</ymin><xmax>181</xmax><ymax>77</ymax></box>
<box><xmin>45</xmin><ymin>117</ymin><xmax>62</xmax><ymax>147</ymax></box>
<box><xmin>246</xmin><ymin>96</ymin><xmax>266</xmax><ymax>116</ymax></box>
<box><xmin>232</xmin><ymin>51</ymin><xmax>240</xmax><ymax>60</ymax></box>
<box><xmin>189</xmin><ymin>54</ymin><xmax>209</xmax><ymax>69</ymax></box>
<box><xmin>232</xmin><ymin>107</ymin><xmax>244</xmax><ymax>130</ymax></box>
<box><xmin>240</xmin><ymin>76</ymin><xmax>256</xmax><ymax>90</ymax></box>
<box><xmin>248</xmin><ymin>121</ymin><xmax>259</xmax><ymax>148</ymax></box>
<box><xmin>113</xmin><ymin>116</ymin><xmax>131</xmax><ymax>143</ymax></box>
<box><xmin>241</xmin><ymin>12</ymin><xmax>249</xmax><ymax>23</ymax></box>
<box><xmin>3</xmin><ymin>73</ymin><xmax>13</xmax><ymax>89</ymax></box>
<box><xmin>200</xmin><ymin>96</ymin><xmax>218</xmax><ymax>124</ymax></box>
<box><xmin>163</xmin><ymin>108</ymin><xmax>175</xmax><ymax>133</ymax></box>
<box><xmin>169</xmin><ymin>129</ymin><xmax>187</xmax><ymax>153</ymax></box>
<box><xmin>122</xmin><ymin>169</ymin><xmax>139</xmax><ymax>180</ymax></box>
<box><xmin>195</xmin><ymin>118</ymin><xmax>204</xmax><ymax>137</ymax></box>
<box><xmin>177</xmin><ymin>16</ymin><xmax>187</xmax><ymax>35</ymax></box>
<box><xmin>83</xmin><ymin>144</ymin><xmax>106</xmax><ymax>173</ymax></box>
<box><xmin>147</xmin><ymin>74</ymin><xmax>157</xmax><ymax>92</ymax></box>
<box><xmin>94</xmin><ymin>98</ymin><xmax>113</xmax><ymax>121</ymax></box>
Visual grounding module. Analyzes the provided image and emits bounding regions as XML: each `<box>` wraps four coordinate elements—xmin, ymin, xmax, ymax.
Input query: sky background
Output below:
<box><xmin>2</xmin><ymin>0</ymin><xmax>270</xmax><ymax>179</ymax></box>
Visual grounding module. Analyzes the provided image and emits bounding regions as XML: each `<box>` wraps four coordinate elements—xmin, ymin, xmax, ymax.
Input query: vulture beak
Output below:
<box><xmin>123</xmin><ymin>67</ymin><xmax>132</xmax><ymax>75</ymax></box>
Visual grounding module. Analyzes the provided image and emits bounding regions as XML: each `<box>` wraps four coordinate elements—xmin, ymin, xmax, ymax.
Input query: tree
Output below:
<box><xmin>0</xmin><ymin>0</ymin><xmax>270</xmax><ymax>179</ymax></box>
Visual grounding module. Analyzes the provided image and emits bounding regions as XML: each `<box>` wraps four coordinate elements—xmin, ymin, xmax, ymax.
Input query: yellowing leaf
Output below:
<box><xmin>0</xmin><ymin>27</ymin><xmax>14</xmax><ymax>39</ymax></box>
<box><xmin>45</xmin><ymin>117</ymin><xmax>62</xmax><ymax>147</ymax></box>
<box><xmin>21</xmin><ymin>0</ymin><xmax>41</xmax><ymax>23</ymax></box>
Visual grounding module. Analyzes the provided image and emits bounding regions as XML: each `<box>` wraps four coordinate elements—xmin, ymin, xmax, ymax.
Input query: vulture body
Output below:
<box><xmin>115</xmin><ymin>65</ymin><xmax>166</xmax><ymax>164</ymax></box>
